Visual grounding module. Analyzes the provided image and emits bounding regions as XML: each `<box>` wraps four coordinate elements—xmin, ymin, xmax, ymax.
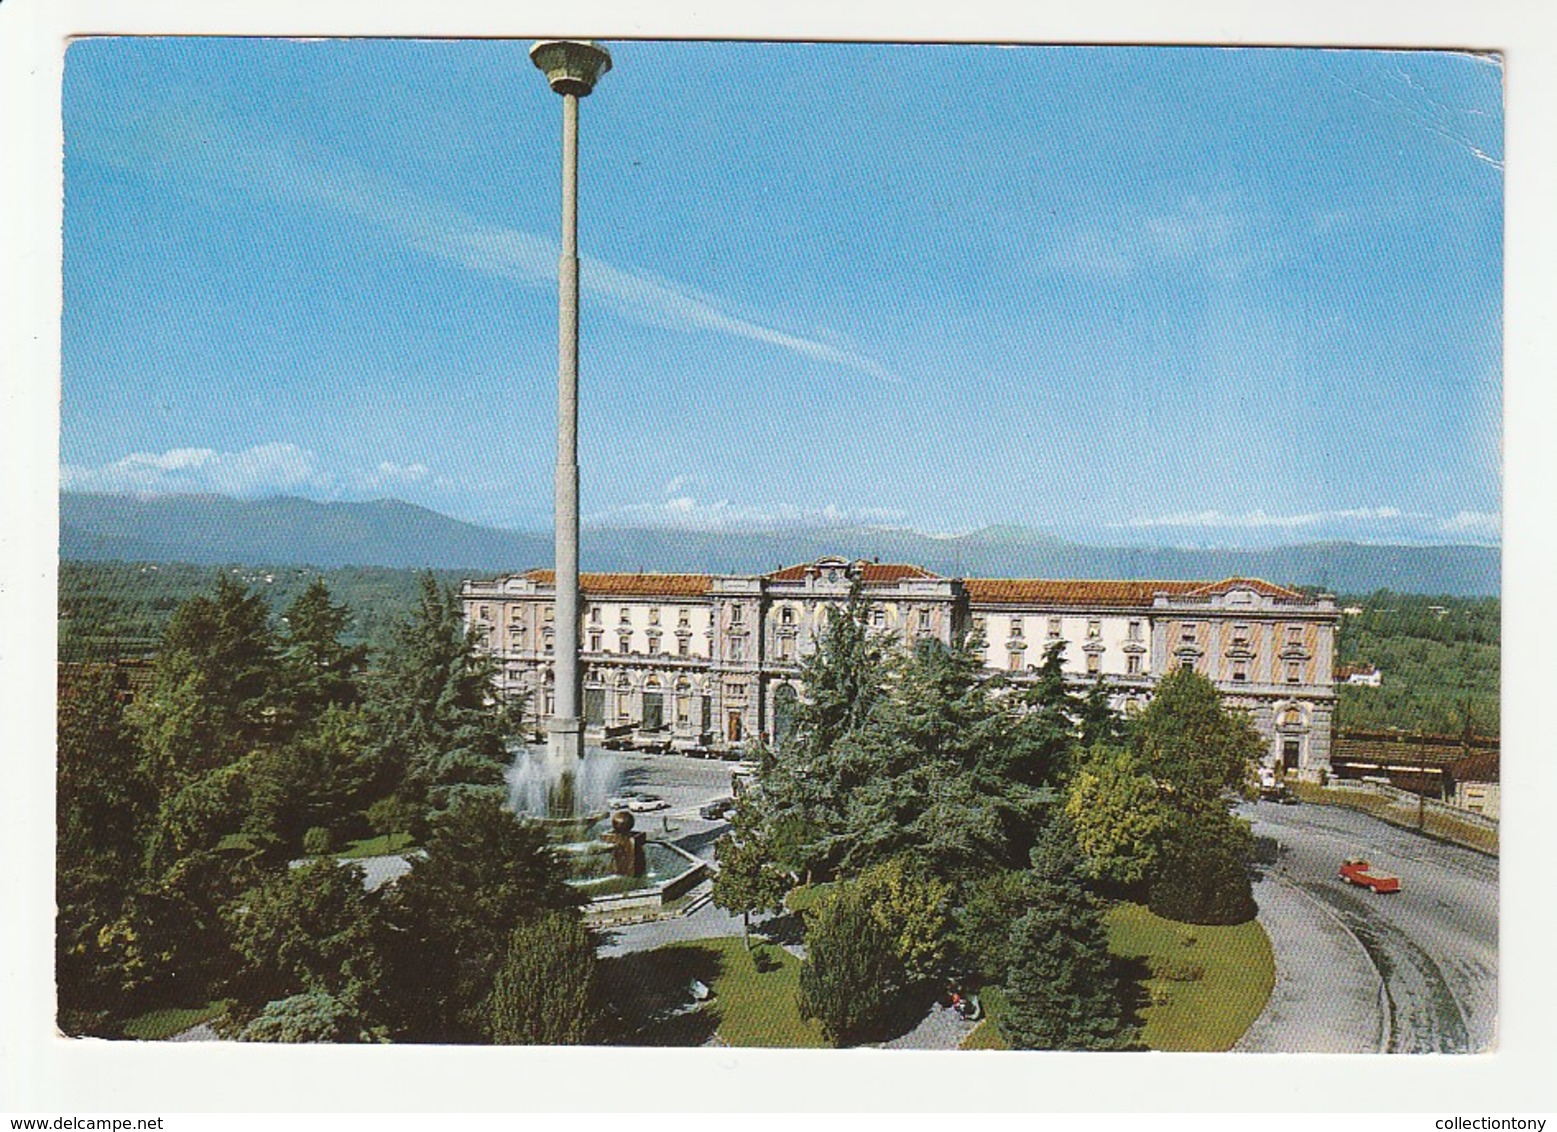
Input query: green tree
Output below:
<box><xmin>1133</xmin><ymin>667</ymin><xmax>1262</xmax><ymax>815</ymax></box>
<box><xmin>129</xmin><ymin>575</ymin><xmax>280</xmax><ymax>792</ymax></box>
<box><xmin>1147</xmin><ymin>808</ymin><xmax>1258</xmax><ymax>926</ymax></box>
<box><xmin>1000</xmin><ymin>819</ymin><xmax>1134</xmax><ymax>1051</ymax></box>
<box><xmin>481</xmin><ymin>912</ymin><xmax>599</xmax><ymax>1045</ymax></box>
<box><xmin>239</xmin><ymin>990</ymin><xmax>386</xmax><ymax>1043</ymax></box>
<box><xmin>1007</xmin><ymin>640</ymin><xmax>1083</xmax><ymax>787</ymax></box>
<box><xmin>1064</xmin><ymin>744</ymin><xmax>1170</xmax><ymax>888</ymax></box>
<box><xmin>225</xmin><ymin>859</ymin><xmax>381</xmax><ymax>1011</ymax></box>
<box><xmin>712</xmin><ymin>794</ymin><xmax>792</xmax><ymax>946</ymax></box>
<box><xmin>753</xmin><ymin>584</ymin><xmax>893</xmax><ymax>879</ymax></box>
<box><xmin>381</xmin><ymin>793</ymin><xmax>579</xmax><ymax>1041</ymax></box>
<box><xmin>1077</xmin><ymin>676</ymin><xmax>1125</xmax><ymax>750</ymax></box>
<box><xmin>950</xmin><ymin>869</ymin><xmax>1038</xmax><ymax>986</ymax></box>
<box><xmin>366</xmin><ymin>574</ymin><xmax>516</xmax><ymax>819</ymax></box>
<box><xmin>276</xmin><ymin>578</ymin><xmax>367</xmax><ymax>723</ymax></box>
<box><xmin>797</xmin><ymin>882</ymin><xmax>901</xmax><ymax>1046</ymax></box>
<box><xmin>57</xmin><ymin>664</ymin><xmax>156</xmax><ymax>1033</ymax></box>
<box><xmin>854</xmin><ymin>857</ymin><xmax>950</xmax><ymax>984</ymax></box>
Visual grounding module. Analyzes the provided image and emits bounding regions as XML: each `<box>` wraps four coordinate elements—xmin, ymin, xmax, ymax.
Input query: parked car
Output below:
<box><xmin>627</xmin><ymin>796</ymin><xmax>670</xmax><ymax>813</ymax></box>
<box><xmin>699</xmin><ymin>796</ymin><xmax>736</xmax><ymax>820</ymax></box>
<box><xmin>1339</xmin><ymin>857</ymin><xmax>1401</xmax><ymax>894</ymax></box>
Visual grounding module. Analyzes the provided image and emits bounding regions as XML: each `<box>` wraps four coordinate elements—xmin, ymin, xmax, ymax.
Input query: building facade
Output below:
<box><xmin>462</xmin><ymin>555</ymin><xmax>1338</xmax><ymax>777</ymax></box>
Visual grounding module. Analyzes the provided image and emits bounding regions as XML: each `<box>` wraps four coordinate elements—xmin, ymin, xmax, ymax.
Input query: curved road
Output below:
<box><xmin>1242</xmin><ymin>800</ymin><xmax>1497</xmax><ymax>1054</ymax></box>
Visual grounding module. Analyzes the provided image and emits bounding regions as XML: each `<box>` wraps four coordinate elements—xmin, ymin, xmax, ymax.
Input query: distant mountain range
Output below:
<box><xmin>59</xmin><ymin>493</ymin><xmax>1500</xmax><ymax>597</ymax></box>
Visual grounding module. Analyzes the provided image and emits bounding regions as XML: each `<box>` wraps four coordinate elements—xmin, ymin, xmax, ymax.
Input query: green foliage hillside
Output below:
<box><xmin>1334</xmin><ymin>591</ymin><xmax>1500</xmax><ymax>736</ymax></box>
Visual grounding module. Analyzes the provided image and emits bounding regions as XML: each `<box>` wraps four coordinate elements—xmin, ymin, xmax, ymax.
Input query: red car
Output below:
<box><xmin>1339</xmin><ymin>857</ymin><xmax>1401</xmax><ymax>894</ymax></box>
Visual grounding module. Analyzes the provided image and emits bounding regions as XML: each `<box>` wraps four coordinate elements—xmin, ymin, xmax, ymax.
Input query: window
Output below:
<box><xmin>1127</xmin><ymin>654</ymin><xmax>1142</xmax><ymax>675</ymax></box>
<box><xmin>543</xmin><ymin>635</ymin><xmax>554</xmax><ymax>656</ymax></box>
<box><xmin>1286</xmin><ymin>662</ymin><xmax>1301</xmax><ymax>684</ymax></box>
<box><xmin>511</xmin><ymin>606</ymin><xmax>524</xmax><ymax>622</ymax></box>
<box><xmin>1009</xmin><ymin>651</ymin><xmax>1023</xmax><ymax>671</ymax></box>
<box><xmin>543</xmin><ymin>605</ymin><xmax>554</xmax><ymax>622</ymax></box>
<box><xmin>1048</xmin><ymin>618</ymin><xmax>1062</xmax><ymax>639</ymax></box>
<box><xmin>726</xmin><ymin>682</ymin><xmax>746</xmax><ymax>701</ymax></box>
<box><xmin>1086</xmin><ymin>653</ymin><xmax>1100</xmax><ymax>675</ymax></box>
<box><xmin>779</xmin><ymin>637</ymin><xmax>793</xmax><ymax>662</ymax></box>
<box><xmin>872</xmin><ymin>608</ymin><xmax>885</xmax><ymax>628</ymax></box>
<box><xmin>647</xmin><ymin>632</ymin><xmax>662</xmax><ymax>653</ymax></box>
<box><xmin>1287</xmin><ymin>624</ymin><xmax>1302</xmax><ymax>645</ymax></box>
<box><xmin>589</xmin><ymin>634</ymin><xmax>601</xmax><ymax>652</ymax></box>
<box><xmin>479</xmin><ymin>605</ymin><xmax>491</xmax><ymax>621</ymax></box>
<box><xmin>589</xmin><ymin>606</ymin><xmax>601</xmax><ymax>624</ymax></box>
<box><xmin>1128</xmin><ymin>620</ymin><xmax>1142</xmax><ymax>641</ymax></box>
<box><xmin>1087</xmin><ymin>619</ymin><xmax>1101</xmax><ymax>640</ymax></box>
<box><xmin>919</xmin><ymin>609</ymin><xmax>932</xmax><ymax>630</ymax></box>
<box><xmin>1010</xmin><ymin>618</ymin><xmax>1023</xmax><ymax>638</ymax></box>
<box><xmin>731</xmin><ymin>604</ymin><xmax>744</xmax><ymax>624</ymax></box>
<box><xmin>780</xmin><ymin>606</ymin><xmax>795</xmax><ymax>626</ymax></box>
<box><xmin>678</xmin><ymin>637</ymin><xmax>690</xmax><ymax>658</ymax></box>
<box><xmin>619</xmin><ymin>637</ymin><xmax>631</xmax><ymax>656</ymax></box>
<box><xmin>1181</xmin><ymin>659</ymin><xmax>1195</xmax><ymax>673</ymax></box>
<box><xmin>973</xmin><ymin>616</ymin><xmax>986</xmax><ymax>635</ymax></box>
<box><xmin>649</xmin><ymin>607</ymin><xmax>660</xmax><ymax>626</ymax></box>
<box><xmin>1233</xmin><ymin>623</ymin><xmax>1250</xmax><ymax>646</ymax></box>
<box><xmin>1233</xmin><ymin>660</ymin><xmax>1248</xmax><ymax>682</ymax></box>
<box><xmin>730</xmin><ymin>638</ymin><xmax>745</xmax><ymax>662</ymax></box>
<box><xmin>678</xmin><ymin>608</ymin><xmax>690</xmax><ymax>628</ymax></box>
<box><xmin>619</xmin><ymin>607</ymin><xmax>631</xmax><ymax>625</ymax></box>
<box><xmin>1180</xmin><ymin>623</ymin><xmax>1197</xmax><ymax>644</ymax></box>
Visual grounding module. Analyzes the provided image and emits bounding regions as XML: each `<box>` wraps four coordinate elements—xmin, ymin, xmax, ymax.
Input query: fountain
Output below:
<box><xmin>503</xmin><ymin>743</ymin><xmax>707</xmax><ymax>915</ymax></box>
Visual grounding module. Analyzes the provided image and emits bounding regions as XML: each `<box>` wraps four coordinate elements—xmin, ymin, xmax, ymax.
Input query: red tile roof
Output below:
<box><xmin>523</xmin><ymin>570</ymin><xmax>712</xmax><ymax>597</ymax></box>
<box><xmin>766</xmin><ymin>562</ymin><xmax>943</xmax><ymax>583</ymax></box>
<box><xmin>964</xmin><ymin>579</ymin><xmax>1205</xmax><ymax>607</ymax></box>
<box><xmin>1179</xmin><ymin>577</ymin><xmax>1307</xmax><ymax>600</ymax></box>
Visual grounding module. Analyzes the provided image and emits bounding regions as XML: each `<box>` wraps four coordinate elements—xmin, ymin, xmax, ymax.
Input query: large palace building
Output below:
<box><xmin>462</xmin><ymin>555</ymin><xmax>1338</xmax><ymax>778</ymax></box>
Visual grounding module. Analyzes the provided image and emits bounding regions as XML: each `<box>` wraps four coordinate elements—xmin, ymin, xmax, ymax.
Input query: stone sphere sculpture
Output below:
<box><xmin>611</xmin><ymin>809</ymin><xmax>636</xmax><ymax>834</ymax></box>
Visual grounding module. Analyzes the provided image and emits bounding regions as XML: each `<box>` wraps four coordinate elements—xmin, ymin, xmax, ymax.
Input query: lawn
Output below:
<box><xmin>962</xmin><ymin>905</ymin><xmax>1273</xmax><ymax>1052</ymax></box>
<box><xmin>121</xmin><ymin>999</ymin><xmax>231</xmax><ymax>1041</ymax></box>
<box><xmin>337</xmin><ymin>831</ymin><xmax>417</xmax><ymax>858</ymax></box>
<box><xmin>783</xmin><ymin>882</ymin><xmax>835</xmax><ymax>915</ymax></box>
<box><xmin>1104</xmin><ymin>902</ymin><xmax>1273</xmax><ymax>1052</ymax></box>
<box><xmin>959</xmin><ymin>986</ymin><xmax>1011</xmax><ymax>1050</ymax></box>
<box><xmin>599</xmin><ymin>936</ymin><xmax>824</xmax><ymax>1048</ymax></box>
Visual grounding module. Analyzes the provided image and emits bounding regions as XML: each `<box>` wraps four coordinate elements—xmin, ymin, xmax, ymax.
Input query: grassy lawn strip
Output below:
<box><xmin>121</xmin><ymin>999</ymin><xmax>231</xmax><ymax>1041</ymax></box>
<box><xmin>783</xmin><ymin>882</ymin><xmax>835</xmax><ymax>915</ymax></box>
<box><xmin>1290</xmin><ymin>783</ymin><xmax>1497</xmax><ymax>855</ymax></box>
<box><xmin>960</xmin><ymin>986</ymin><xmax>1011</xmax><ymax>1050</ymax></box>
<box><xmin>602</xmin><ymin>936</ymin><xmax>825</xmax><ymax>1048</ymax></box>
<box><xmin>963</xmin><ymin>906</ymin><xmax>1273</xmax><ymax>1051</ymax></box>
<box><xmin>1105</xmin><ymin>902</ymin><xmax>1273</xmax><ymax>1052</ymax></box>
<box><xmin>337</xmin><ymin>831</ymin><xmax>417</xmax><ymax>858</ymax></box>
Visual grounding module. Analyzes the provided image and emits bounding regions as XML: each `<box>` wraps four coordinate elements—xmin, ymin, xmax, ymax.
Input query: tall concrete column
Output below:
<box><xmin>530</xmin><ymin>40</ymin><xmax>611</xmax><ymax>769</ymax></box>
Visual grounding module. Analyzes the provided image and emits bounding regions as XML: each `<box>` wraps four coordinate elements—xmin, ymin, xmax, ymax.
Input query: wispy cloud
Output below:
<box><xmin>80</xmin><ymin>93</ymin><xmax>897</xmax><ymax>383</ymax></box>
<box><xmin>1044</xmin><ymin>194</ymin><xmax>1268</xmax><ymax>282</ymax></box>
<box><xmin>62</xmin><ymin>443</ymin><xmax>336</xmax><ymax>497</ymax></box>
<box><xmin>61</xmin><ymin>443</ymin><xmax>448</xmax><ymax>499</ymax></box>
<box><xmin>1440</xmin><ymin>510</ymin><xmax>1500</xmax><ymax>540</ymax></box>
<box><xmin>1120</xmin><ymin>506</ymin><xmax>1423</xmax><ymax>531</ymax></box>
<box><xmin>585</xmin><ymin>492</ymin><xmax>909</xmax><ymax>533</ymax></box>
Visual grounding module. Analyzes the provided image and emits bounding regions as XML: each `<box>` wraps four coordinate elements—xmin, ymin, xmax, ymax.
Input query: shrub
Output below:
<box><xmin>364</xmin><ymin>795</ymin><xmax>419</xmax><ymax>838</ymax></box>
<box><xmin>481</xmin><ymin>911</ymin><xmax>599</xmax><ymax>1045</ymax></box>
<box><xmin>301</xmin><ymin>826</ymin><xmax>333</xmax><ymax>856</ymax></box>
<box><xmin>797</xmin><ymin>884</ymin><xmax>900</xmax><ymax>1045</ymax></box>
<box><xmin>1147</xmin><ymin>812</ymin><xmax>1257</xmax><ymax>926</ymax></box>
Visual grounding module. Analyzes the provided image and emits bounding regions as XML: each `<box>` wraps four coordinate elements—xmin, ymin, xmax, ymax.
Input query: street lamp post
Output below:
<box><xmin>531</xmin><ymin>39</ymin><xmax>612</xmax><ymax>776</ymax></box>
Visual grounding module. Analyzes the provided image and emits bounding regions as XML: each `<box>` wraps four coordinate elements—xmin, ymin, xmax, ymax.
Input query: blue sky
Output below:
<box><xmin>60</xmin><ymin>38</ymin><xmax>1503</xmax><ymax>546</ymax></box>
